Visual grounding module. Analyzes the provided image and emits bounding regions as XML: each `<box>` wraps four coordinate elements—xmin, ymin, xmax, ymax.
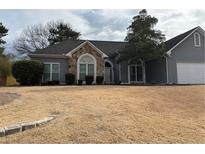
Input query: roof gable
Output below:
<box><xmin>165</xmin><ymin>26</ymin><xmax>204</xmax><ymax>55</ymax></box>
<box><xmin>66</xmin><ymin>40</ymin><xmax>108</xmax><ymax>58</ymax></box>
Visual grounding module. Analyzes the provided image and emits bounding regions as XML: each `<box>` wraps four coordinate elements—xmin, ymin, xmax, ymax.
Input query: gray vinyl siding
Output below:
<box><xmin>31</xmin><ymin>57</ymin><xmax>69</xmax><ymax>84</ymax></box>
<box><xmin>106</xmin><ymin>58</ymin><xmax>116</xmax><ymax>83</ymax></box>
<box><xmin>105</xmin><ymin>57</ymin><xmax>121</xmax><ymax>84</ymax></box>
<box><xmin>112</xmin><ymin>57</ymin><xmax>121</xmax><ymax>84</ymax></box>
<box><xmin>145</xmin><ymin>58</ymin><xmax>167</xmax><ymax>84</ymax></box>
<box><xmin>120</xmin><ymin>61</ymin><xmax>128</xmax><ymax>83</ymax></box>
<box><xmin>114</xmin><ymin>62</ymin><xmax>120</xmax><ymax>83</ymax></box>
<box><xmin>167</xmin><ymin>30</ymin><xmax>205</xmax><ymax>84</ymax></box>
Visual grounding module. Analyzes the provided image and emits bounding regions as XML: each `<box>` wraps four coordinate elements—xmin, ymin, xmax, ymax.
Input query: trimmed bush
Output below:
<box><xmin>12</xmin><ymin>60</ymin><xmax>43</xmax><ymax>86</ymax></box>
<box><xmin>85</xmin><ymin>75</ymin><xmax>94</xmax><ymax>85</ymax></box>
<box><xmin>96</xmin><ymin>76</ymin><xmax>104</xmax><ymax>85</ymax></box>
<box><xmin>45</xmin><ymin>80</ymin><xmax>59</xmax><ymax>85</ymax></box>
<box><xmin>65</xmin><ymin>73</ymin><xmax>75</xmax><ymax>85</ymax></box>
<box><xmin>78</xmin><ymin>79</ymin><xmax>82</xmax><ymax>85</ymax></box>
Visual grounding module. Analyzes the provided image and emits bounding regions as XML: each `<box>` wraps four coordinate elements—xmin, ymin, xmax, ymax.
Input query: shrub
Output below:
<box><xmin>12</xmin><ymin>60</ymin><xmax>43</xmax><ymax>85</ymax></box>
<box><xmin>45</xmin><ymin>80</ymin><xmax>59</xmax><ymax>85</ymax></box>
<box><xmin>78</xmin><ymin>79</ymin><xmax>82</xmax><ymax>85</ymax></box>
<box><xmin>96</xmin><ymin>76</ymin><xmax>104</xmax><ymax>85</ymax></box>
<box><xmin>85</xmin><ymin>75</ymin><xmax>94</xmax><ymax>85</ymax></box>
<box><xmin>65</xmin><ymin>73</ymin><xmax>75</xmax><ymax>85</ymax></box>
<box><xmin>0</xmin><ymin>56</ymin><xmax>11</xmax><ymax>77</ymax></box>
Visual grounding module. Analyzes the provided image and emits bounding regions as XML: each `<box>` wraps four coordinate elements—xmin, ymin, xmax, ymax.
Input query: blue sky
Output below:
<box><xmin>0</xmin><ymin>9</ymin><xmax>205</xmax><ymax>55</ymax></box>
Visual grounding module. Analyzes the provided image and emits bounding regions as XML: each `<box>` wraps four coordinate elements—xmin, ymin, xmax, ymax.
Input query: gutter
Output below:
<box><xmin>28</xmin><ymin>53</ymin><xmax>68</xmax><ymax>59</ymax></box>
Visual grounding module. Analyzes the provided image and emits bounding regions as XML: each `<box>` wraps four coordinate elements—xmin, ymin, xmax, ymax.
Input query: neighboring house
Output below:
<box><xmin>29</xmin><ymin>26</ymin><xmax>205</xmax><ymax>84</ymax></box>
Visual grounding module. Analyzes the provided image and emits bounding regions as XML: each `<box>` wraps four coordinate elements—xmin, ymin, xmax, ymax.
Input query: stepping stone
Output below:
<box><xmin>5</xmin><ymin>124</ymin><xmax>21</xmax><ymax>135</ymax></box>
<box><xmin>36</xmin><ymin>117</ymin><xmax>53</xmax><ymax>126</ymax></box>
<box><xmin>21</xmin><ymin>122</ymin><xmax>36</xmax><ymax>131</ymax></box>
<box><xmin>0</xmin><ymin>128</ymin><xmax>5</xmax><ymax>137</ymax></box>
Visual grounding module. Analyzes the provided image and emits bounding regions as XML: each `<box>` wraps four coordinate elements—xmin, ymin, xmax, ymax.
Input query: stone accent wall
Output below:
<box><xmin>68</xmin><ymin>43</ymin><xmax>105</xmax><ymax>82</ymax></box>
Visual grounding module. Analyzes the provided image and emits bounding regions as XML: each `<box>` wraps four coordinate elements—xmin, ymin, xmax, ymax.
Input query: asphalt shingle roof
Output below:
<box><xmin>34</xmin><ymin>27</ymin><xmax>199</xmax><ymax>57</ymax></box>
<box><xmin>35</xmin><ymin>39</ymin><xmax>127</xmax><ymax>57</ymax></box>
<box><xmin>164</xmin><ymin>26</ymin><xmax>198</xmax><ymax>51</ymax></box>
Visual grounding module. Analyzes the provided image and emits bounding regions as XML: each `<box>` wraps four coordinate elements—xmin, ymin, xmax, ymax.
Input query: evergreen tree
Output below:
<box><xmin>48</xmin><ymin>21</ymin><xmax>81</xmax><ymax>45</ymax></box>
<box><xmin>0</xmin><ymin>22</ymin><xmax>8</xmax><ymax>56</ymax></box>
<box><xmin>0</xmin><ymin>22</ymin><xmax>10</xmax><ymax>77</ymax></box>
<box><xmin>120</xmin><ymin>9</ymin><xmax>165</xmax><ymax>64</ymax></box>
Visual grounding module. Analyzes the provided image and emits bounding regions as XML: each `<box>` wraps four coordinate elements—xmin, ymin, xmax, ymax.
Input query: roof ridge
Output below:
<box><xmin>165</xmin><ymin>26</ymin><xmax>198</xmax><ymax>43</ymax></box>
<box><xmin>89</xmin><ymin>39</ymin><xmax>127</xmax><ymax>43</ymax></box>
<box><xmin>164</xmin><ymin>26</ymin><xmax>200</xmax><ymax>52</ymax></box>
<box><xmin>60</xmin><ymin>39</ymin><xmax>127</xmax><ymax>43</ymax></box>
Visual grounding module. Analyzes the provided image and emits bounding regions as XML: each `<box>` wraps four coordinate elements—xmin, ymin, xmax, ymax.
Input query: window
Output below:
<box><xmin>43</xmin><ymin>63</ymin><xmax>60</xmax><ymax>82</ymax></box>
<box><xmin>79</xmin><ymin>64</ymin><xmax>86</xmax><ymax>80</ymax></box>
<box><xmin>129</xmin><ymin>63</ymin><xmax>143</xmax><ymax>83</ymax></box>
<box><xmin>194</xmin><ymin>32</ymin><xmax>201</xmax><ymax>47</ymax></box>
<box><xmin>43</xmin><ymin>64</ymin><xmax>51</xmax><ymax>82</ymax></box>
<box><xmin>78</xmin><ymin>54</ymin><xmax>95</xmax><ymax>81</ymax></box>
<box><xmin>88</xmin><ymin>64</ymin><xmax>94</xmax><ymax>76</ymax></box>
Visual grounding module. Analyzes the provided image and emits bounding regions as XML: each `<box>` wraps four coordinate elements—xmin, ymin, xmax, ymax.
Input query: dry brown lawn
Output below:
<box><xmin>0</xmin><ymin>85</ymin><xmax>204</xmax><ymax>144</ymax></box>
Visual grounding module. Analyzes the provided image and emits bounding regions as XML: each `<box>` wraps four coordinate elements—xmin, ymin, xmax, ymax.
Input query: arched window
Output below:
<box><xmin>77</xmin><ymin>54</ymin><xmax>96</xmax><ymax>81</ymax></box>
<box><xmin>194</xmin><ymin>32</ymin><xmax>201</xmax><ymax>47</ymax></box>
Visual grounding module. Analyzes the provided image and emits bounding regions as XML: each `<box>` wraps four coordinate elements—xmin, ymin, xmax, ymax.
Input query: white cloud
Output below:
<box><xmin>83</xmin><ymin>26</ymin><xmax>126</xmax><ymax>41</ymax></box>
<box><xmin>0</xmin><ymin>9</ymin><xmax>204</xmax><ymax>55</ymax></box>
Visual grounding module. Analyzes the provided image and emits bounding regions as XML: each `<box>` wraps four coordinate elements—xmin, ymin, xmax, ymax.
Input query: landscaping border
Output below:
<box><xmin>0</xmin><ymin>115</ymin><xmax>57</xmax><ymax>137</ymax></box>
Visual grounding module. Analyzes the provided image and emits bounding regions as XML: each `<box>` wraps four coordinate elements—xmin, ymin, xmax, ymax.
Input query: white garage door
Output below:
<box><xmin>177</xmin><ymin>63</ymin><xmax>205</xmax><ymax>84</ymax></box>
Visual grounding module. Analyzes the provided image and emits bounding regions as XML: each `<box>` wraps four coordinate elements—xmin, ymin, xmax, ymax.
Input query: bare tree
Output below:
<box><xmin>14</xmin><ymin>24</ymin><xmax>49</xmax><ymax>54</ymax></box>
<box><xmin>47</xmin><ymin>20</ymin><xmax>80</xmax><ymax>45</ymax></box>
<box><xmin>14</xmin><ymin>20</ymin><xmax>81</xmax><ymax>56</ymax></box>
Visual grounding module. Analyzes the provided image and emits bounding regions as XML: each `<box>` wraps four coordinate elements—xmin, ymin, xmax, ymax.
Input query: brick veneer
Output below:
<box><xmin>68</xmin><ymin>42</ymin><xmax>105</xmax><ymax>82</ymax></box>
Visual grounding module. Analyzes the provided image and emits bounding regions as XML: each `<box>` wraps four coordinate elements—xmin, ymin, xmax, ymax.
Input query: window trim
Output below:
<box><xmin>79</xmin><ymin>63</ymin><xmax>95</xmax><ymax>80</ymax></box>
<box><xmin>77</xmin><ymin>53</ymin><xmax>96</xmax><ymax>83</ymax></box>
<box><xmin>194</xmin><ymin>32</ymin><xmax>201</xmax><ymax>47</ymax></box>
<box><xmin>43</xmin><ymin>62</ymin><xmax>60</xmax><ymax>82</ymax></box>
<box><xmin>128</xmin><ymin>62</ymin><xmax>144</xmax><ymax>84</ymax></box>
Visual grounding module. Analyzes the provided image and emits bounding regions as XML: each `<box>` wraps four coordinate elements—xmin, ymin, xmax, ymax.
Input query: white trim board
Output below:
<box><xmin>66</xmin><ymin>40</ymin><xmax>108</xmax><ymax>58</ymax></box>
<box><xmin>194</xmin><ymin>32</ymin><xmax>201</xmax><ymax>47</ymax></box>
<box><xmin>77</xmin><ymin>53</ymin><xmax>97</xmax><ymax>84</ymax></box>
<box><xmin>128</xmin><ymin>63</ymin><xmax>145</xmax><ymax>84</ymax></box>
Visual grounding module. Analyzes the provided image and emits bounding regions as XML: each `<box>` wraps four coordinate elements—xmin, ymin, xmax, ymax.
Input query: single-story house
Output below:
<box><xmin>29</xmin><ymin>26</ymin><xmax>205</xmax><ymax>84</ymax></box>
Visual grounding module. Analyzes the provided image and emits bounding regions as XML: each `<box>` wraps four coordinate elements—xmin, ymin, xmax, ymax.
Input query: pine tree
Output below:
<box><xmin>0</xmin><ymin>22</ymin><xmax>10</xmax><ymax>77</ymax></box>
<box><xmin>0</xmin><ymin>22</ymin><xmax>8</xmax><ymax>56</ymax></box>
<box><xmin>48</xmin><ymin>21</ymin><xmax>81</xmax><ymax>45</ymax></box>
<box><xmin>120</xmin><ymin>9</ymin><xmax>165</xmax><ymax>64</ymax></box>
